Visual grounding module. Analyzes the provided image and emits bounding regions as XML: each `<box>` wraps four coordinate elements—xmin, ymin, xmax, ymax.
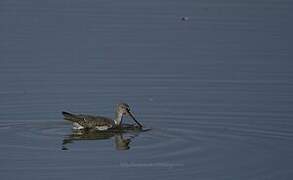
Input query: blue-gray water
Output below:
<box><xmin>1</xmin><ymin>0</ymin><xmax>293</xmax><ymax>179</ymax></box>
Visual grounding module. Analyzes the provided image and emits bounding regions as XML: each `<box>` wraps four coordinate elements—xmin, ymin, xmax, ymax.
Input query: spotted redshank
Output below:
<box><xmin>62</xmin><ymin>103</ymin><xmax>143</xmax><ymax>131</ymax></box>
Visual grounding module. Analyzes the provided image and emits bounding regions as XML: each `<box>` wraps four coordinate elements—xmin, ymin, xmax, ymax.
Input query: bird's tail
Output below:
<box><xmin>62</xmin><ymin>111</ymin><xmax>80</xmax><ymax>123</ymax></box>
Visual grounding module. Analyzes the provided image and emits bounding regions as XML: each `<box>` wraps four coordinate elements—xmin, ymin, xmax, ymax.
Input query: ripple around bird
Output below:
<box><xmin>1</xmin><ymin>112</ymin><xmax>292</xmax><ymax>160</ymax></box>
<box><xmin>0</xmin><ymin>110</ymin><xmax>293</xmax><ymax>179</ymax></box>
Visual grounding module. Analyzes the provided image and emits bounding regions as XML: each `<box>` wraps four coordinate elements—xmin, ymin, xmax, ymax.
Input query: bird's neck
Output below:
<box><xmin>114</xmin><ymin>111</ymin><xmax>123</xmax><ymax>126</ymax></box>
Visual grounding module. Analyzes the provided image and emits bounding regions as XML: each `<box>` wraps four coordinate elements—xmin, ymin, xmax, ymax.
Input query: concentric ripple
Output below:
<box><xmin>1</xmin><ymin>110</ymin><xmax>293</xmax><ymax>179</ymax></box>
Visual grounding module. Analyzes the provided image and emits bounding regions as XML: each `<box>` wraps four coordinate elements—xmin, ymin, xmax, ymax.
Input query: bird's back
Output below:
<box><xmin>62</xmin><ymin>111</ymin><xmax>115</xmax><ymax>129</ymax></box>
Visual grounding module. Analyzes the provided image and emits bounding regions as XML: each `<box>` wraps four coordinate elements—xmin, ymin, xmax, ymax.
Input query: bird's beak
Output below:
<box><xmin>127</xmin><ymin>110</ymin><xmax>143</xmax><ymax>128</ymax></box>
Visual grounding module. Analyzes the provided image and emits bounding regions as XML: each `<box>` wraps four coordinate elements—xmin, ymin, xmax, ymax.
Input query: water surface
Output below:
<box><xmin>0</xmin><ymin>0</ymin><xmax>293</xmax><ymax>179</ymax></box>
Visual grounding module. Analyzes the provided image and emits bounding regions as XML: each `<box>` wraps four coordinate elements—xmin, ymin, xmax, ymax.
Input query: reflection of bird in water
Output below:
<box><xmin>62</xmin><ymin>103</ymin><xmax>143</xmax><ymax>131</ymax></box>
<box><xmin>114</xmin><ymin>134</ymin><xmax>131</xmax><ymax>150</ymax></box>
<box><xmin>62</xmin><ymin>124</ymin><xmax>150</xmax><ymax>151</ymax></box>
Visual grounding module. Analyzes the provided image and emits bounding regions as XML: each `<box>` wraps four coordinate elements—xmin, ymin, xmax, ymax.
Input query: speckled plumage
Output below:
<box><xmin>62</xmin><ymin>112</ymin><xmax>115</xmax><ymax>129</ymax></box>
<box><xmin>62</xmin><ymin>103</ymin><xmax>143</xmax><ymax>131</ymax></box>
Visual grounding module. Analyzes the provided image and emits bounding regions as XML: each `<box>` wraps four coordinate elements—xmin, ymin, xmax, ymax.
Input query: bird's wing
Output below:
<box><xmin>77</xmin><ymin>115</ymin><xmax>115</xmax><ymax>128</ymax></box>
<box><xmin>62</xmin><ymin>111</ymin><xmax>83</xmax><ymax>123</ymax></box>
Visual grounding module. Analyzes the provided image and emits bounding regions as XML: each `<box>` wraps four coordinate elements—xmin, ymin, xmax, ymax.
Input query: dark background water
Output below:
<box><xmin>1</xmin><ymin>0</ymin><xmax>293</xmax><ymax>179</ymax></box>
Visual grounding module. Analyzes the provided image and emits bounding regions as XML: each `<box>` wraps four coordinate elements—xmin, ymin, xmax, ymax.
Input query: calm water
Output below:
<box><xmin>1</xmin><ymin>0</ymin><xmax>293</xmax><ymax>179</ymax></box>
